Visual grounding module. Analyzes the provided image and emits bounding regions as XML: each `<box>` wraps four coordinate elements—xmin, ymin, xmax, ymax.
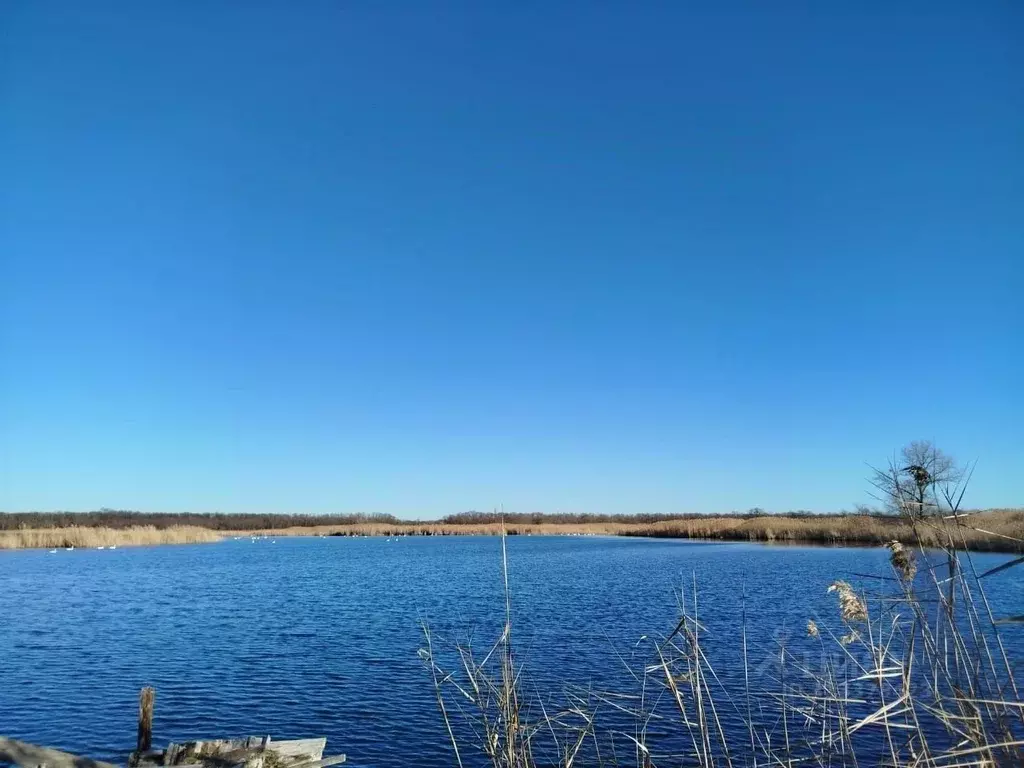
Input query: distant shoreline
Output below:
<box><xmin>1</xmin><ymin>510</ymin><xmax>1021</xmax><ymax>553</ymax></box>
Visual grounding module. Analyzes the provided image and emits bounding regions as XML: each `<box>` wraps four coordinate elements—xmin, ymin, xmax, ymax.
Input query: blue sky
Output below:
<box><xmin>1</xmin><ymin>3</ymin><xmax>1021</xmax><ymax>516</ymax></box>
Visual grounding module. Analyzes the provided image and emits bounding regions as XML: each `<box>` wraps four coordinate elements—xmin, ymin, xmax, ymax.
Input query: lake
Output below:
<box><xmin>1</xmin><ymin>536</ymin><xmax>1021</xmax><ymax>766</ymax></box>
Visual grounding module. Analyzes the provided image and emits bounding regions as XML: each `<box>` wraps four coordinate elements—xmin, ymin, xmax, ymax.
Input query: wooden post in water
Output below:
<box><xmin>137</xmin><ymin>687</ymin><xmax>155</xmax><ymax>755</ymax></box>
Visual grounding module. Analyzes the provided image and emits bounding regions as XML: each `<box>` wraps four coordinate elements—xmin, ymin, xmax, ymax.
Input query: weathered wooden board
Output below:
<box><xmin>138</xmin><ymin>735</ymin><xmax>332</xmax><ymax>768</ymax></box>
<box><xmin>0</xmin><ymin>736</ymin><xmax>119</xmax><ymax>768</ymax></box>
<box><xmin>265</xmin><ymin>739</ymin><xmax>326</xmax><ymax>761</ymax></box>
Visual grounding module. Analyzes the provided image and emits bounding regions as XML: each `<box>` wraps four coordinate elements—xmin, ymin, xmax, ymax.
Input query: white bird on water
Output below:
<box><xmin>48</xmin><ymin>549</ymin><xmax>57</xmax><ymax>554</ymax></box>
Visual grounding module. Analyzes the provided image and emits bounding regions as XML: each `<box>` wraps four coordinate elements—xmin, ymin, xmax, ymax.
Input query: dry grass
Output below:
<box><xmin>422</xmin><ymin>502</ymin><xmax>1024</xmax><ymax>767</ymax></box>
<box><xmin>0</xmin><ymin>525</ymin><xmax>223</xmax><ymax>550</ymax></box>
<box><xmin>625</xmin><ymin>508</ymin><xmax>1024</xmax><ymax>551</ymax></box>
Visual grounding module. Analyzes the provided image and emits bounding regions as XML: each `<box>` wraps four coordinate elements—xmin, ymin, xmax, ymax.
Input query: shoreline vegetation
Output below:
<box><xmin>1</xmin><ymin>508</ymin><xmax>1021</xmax><ymax>551</ymax></box>
<box><xmin>422</xmin><ymin>517</ymin><xmax>1024</xmax><ymax>765</ymax></box>
<box><xmin>0</xmin><ymin>525</ymin><xmax>222</xmax><ymax>550</ymax></box>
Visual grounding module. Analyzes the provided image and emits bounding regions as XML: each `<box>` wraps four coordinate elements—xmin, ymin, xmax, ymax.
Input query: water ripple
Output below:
<box><xmin>1</xmin><ymin>537</ymin><xmax>1021</xmax><ymax>766</ymax></box>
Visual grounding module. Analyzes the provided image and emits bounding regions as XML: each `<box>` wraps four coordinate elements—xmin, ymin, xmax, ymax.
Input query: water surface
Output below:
<box><xmin>1</xmin><ymin>536</ymin><xmax>1020</xmax><ymax>765</ymax></box>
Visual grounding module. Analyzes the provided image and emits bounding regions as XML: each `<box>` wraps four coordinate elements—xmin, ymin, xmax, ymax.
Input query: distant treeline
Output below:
<box><xmin>0</xmin><ymin>509</ymin><xmax>403</xmax><ymax>531</ymax></box>
<box><xmin>0</xmin><ymin>507</ymin><xmax>887</xmax><ymax>532</ymax></box>
<box><xmin>441</xmin><ymin>509</ymin><xmax>833</xmax><ymax>525</ymax></box>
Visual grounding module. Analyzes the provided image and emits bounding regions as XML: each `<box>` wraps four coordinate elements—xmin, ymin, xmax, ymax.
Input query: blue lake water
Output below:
<box><xmin>0</xmin><ymin>536</ymin><xmax>1021</xmax><ymax>766</ymax></box>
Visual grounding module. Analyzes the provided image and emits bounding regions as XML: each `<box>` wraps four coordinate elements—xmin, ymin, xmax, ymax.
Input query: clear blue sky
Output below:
<box><xmin>1</xmin><ymin>3</ymin><xmax>1021</xmax><ymax>516</ymax></box>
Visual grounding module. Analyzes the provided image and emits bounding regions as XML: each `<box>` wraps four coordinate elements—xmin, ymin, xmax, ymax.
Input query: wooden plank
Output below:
<box><xmin>0</xmin><ymin>736</ymin><xmax>119</xmax><ymax>768</ymax></box>
<box><xmin>163</xmin><ymin>739</ymin><xmax>262</xmax><ymax>766</ymax></box>
<box><xmin>165</xmin><ymin>741</ymin><xmax>181</xmax><ymax>764</ymax></box>
<box><xmin>266</xmin><ymin>739</ymin><xmax>327</xmax><ymax>761</ymax></box>
<box><xmin>150</xmin><ymin>736</ymin><xmax>327</xmax><ymax>767</ymax></box>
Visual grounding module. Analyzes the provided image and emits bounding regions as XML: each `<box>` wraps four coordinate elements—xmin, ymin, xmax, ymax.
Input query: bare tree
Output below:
<box><xmin>870</xmin><ymin>440</ymin><xmax>965</xmax><ymax>518</ymax></box>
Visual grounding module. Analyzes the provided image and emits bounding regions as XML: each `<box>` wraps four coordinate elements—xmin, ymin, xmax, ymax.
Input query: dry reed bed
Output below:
<box><xmin>3</xmin><ymin>510</ymin><xmax>1021</xmax><ymax>552</ymax></box>
<box><xmin>240</xmin><ymin>509</ymin><xmax>1024</xmax><ymax>552</ymax></box>
<box><xmin>0</xmin><ymin>525</ymin><xmax>223</xmax><ymax>550</ymax></box>
<box><xmin>628</xmin><ymin>508</ymin><xmax>1024</xmax><ymax>550</ymax></box>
